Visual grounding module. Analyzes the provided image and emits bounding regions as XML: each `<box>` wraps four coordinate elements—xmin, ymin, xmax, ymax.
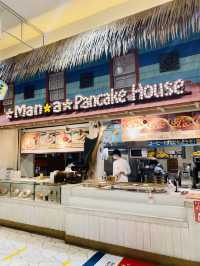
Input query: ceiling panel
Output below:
<box><xmin>0</xmin><ymin>0</ymin><xmax>172</xmax><ymax>60</ymax></box>
<box><xmin>1</xmin><ymin>0</ymin><xmax>69</xmax><ymax>19</ymax></box>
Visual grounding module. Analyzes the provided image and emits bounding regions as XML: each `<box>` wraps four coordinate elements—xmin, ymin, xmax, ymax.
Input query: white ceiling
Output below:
<box><xmin>0</xmin><ymin>0</ymin><xmax>68</xmax><ymax>30</ymax></box>
<box><xmin>2</xmin><ymin>0</ymin><xmax>68</xmax><ymax>19</ymax></box>
<box><xmin>0</xmin><ymin>0</ymin><xmax>172</xmax><ymax>60</ymax></box>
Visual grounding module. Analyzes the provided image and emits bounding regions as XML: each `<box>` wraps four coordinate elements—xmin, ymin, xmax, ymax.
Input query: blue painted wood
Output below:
<box><xmin>139</xmin><ymin>38</ymin><xmax>200</xmax><ymax>67</ymax></box>
<box><xmin>68</xmin><ymin>57</ymin><xmax>109</xmax><ymax>72</ymax></box>
<box><xmin>67</xmin><ymin>62</ymin><xmax>110</xmax><ymax>98</ymax></box>
<box><xmin>15</xmin><ymin>74</ymin><xmax>46</xmax><ymax>105</ymax></box>
<box><xmin>140</xmin><ymin>53</ymin><xmax>200</xmax><ymax>85</ymax></box>
<box><xmin>13</xmin><ymin>36</ymin><xmax>200</xmax><ymax>106</ymax></box>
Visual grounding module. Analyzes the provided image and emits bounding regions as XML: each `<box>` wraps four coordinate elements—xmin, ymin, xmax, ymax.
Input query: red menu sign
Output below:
<box><xmin>194</xmin><ymin>201</ymin><xmax>200</xmax><ymax>223</ymax></box>
<box><xmin>118</xmin><ymin>258</ymin><xmax>155</xmax><ymax>266</ymax></box>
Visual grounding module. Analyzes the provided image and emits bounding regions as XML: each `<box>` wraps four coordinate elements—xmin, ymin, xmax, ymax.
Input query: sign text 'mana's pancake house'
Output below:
<box><xmin>7</xmin><ymin>79</ymin><xmax>185</xmax><ymax>120</ymax></box>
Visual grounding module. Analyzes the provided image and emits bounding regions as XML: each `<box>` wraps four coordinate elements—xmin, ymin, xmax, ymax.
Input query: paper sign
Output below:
<box><xmin>194</xmin><ymin>200</ymin><xmax>200</xmax><ymax>223</ymax></box>
<box><xmin>118</xmin><ymin>258</ymin><xmax>155</xmax><ymax>266</ymax></box>
<box><xmin>95</xmin><ymin>254</ymin><xmax>122</xmax><ymax>265</ymax></box>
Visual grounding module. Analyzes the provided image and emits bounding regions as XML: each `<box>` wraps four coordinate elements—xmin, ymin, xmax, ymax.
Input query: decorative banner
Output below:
<box><xmin>7</xmin><ymin>79</ymin><xmax>185</xmax><ymax>120</ymax></box>
<box><xmin>122</xmin><ymin>112</ymin><xmax>200</xmax><ymax>142</ymax></box>
<box><xmin>0</xmin><ymin>80</ymin><xmax>8</xmax><ymax>101</ymax></box>
<box><xmin>21</xmin><ymin>125</ymin><xmax>88</xmax><ymax>153</ymax></box>
<box><xmin>194</xmin><ymin>200</ymin><xmax>200</xmax><ymax>223</ymax></box>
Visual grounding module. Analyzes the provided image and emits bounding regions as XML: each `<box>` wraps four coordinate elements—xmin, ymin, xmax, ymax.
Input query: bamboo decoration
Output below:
<box><xmin>0</xmin><ymin>0</ymin><xmax>200</xmax><ymax>81</ymax></box>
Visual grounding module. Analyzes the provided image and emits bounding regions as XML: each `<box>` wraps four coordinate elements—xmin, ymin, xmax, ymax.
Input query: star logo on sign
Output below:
<box><xmin>63</xmin><ymin>99</ymin><xmax>73</xmax><ymax>111</ymax></box>
<box><xmin>43</xmin><ymin>103</ymin><xmax>52</xmax><ymax>113</ymax></box>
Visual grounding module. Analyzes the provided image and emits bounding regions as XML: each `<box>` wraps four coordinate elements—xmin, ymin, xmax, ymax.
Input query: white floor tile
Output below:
<box><xmin>0</xmin><ymin>226</ymin><xmax>95</xmax><ymax>266</ymax></box>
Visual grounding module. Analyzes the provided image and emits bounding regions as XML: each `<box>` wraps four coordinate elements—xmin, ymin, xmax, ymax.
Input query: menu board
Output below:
<box><xmin>21</xmin><ymin>125</ymin><xmax>88</xmax><ymax>154</ymax></box>
<box><xmin>122</xmin><ymin>112</ymin><xmax>200</xmax><ymax>142</ymax></box>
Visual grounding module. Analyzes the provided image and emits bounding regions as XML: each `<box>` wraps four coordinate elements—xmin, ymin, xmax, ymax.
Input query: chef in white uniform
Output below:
<box><xmin>113</xmin><ymin>149</ymin><xmax>131</xmax><ymax>182</ymax></box>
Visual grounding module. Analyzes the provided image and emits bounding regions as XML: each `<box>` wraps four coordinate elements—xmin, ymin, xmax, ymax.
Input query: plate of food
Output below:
<box><xmin>193</xmin><ymin>114</ymin><xmax>200</xmax><ymax>128</ymax></box>
<box><xmin>145</xmin><ymin>117</ymin><xmax>171</xmax><ymax>132</ymax></box>
<box><xmin>171</xmin><ymin>116</ymin><xmax>196</xmax><ymax>130</ymax></box>
<box><xmin>0</xmin><ymin>187</ymin><xmax>8</xmax><ymax>195</ymax></box>
<box><xmin>56</xmin><ymin>131</ymin><xmax>72</xmax><ymax>145</ymax></box>
<box><xmin>122</xmin><ymin>117</ymin><xmax>145</xmax><ymax>129</ymax></box>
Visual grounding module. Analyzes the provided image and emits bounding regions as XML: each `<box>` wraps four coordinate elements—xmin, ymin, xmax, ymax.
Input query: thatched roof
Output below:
<box><xmin>1</xmin><ymin>0</ymin><xmax>200</xmax><ymax>82</ymax></box>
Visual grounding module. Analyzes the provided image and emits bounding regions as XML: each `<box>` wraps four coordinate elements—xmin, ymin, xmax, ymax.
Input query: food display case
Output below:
<box><xmin>0</xmin><ymin>180</ymin><xmax>61</xmax><ymax>203</ymax></box>
<box><xmin>11</xmin><ymin>182</ymin><xmax>34</xmax><ymax>200</ymax></box>
<box><xmin>0</xmin><ymin>181</ymin><xmax>10</xmax><ymax>197</ymax></box>
<box><xmin>35</xmin><ymin>184</ymin><xmax>61</xmax><ymax>203</ymax></box>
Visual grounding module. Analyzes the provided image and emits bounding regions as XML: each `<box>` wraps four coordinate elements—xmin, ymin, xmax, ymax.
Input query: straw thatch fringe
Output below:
<box><xmin>1</xmin><ymin>0</ymin><xmax>200</xmax><ymax>81</ymax></box>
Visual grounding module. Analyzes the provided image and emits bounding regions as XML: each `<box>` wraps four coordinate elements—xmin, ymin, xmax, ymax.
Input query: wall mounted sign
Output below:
<box><xmin>122</xmin><ymin>112</ymin><xmax>200</xmax><ymax>141</ymax></box>
<box><xmin>148</xmin><ymin>139</ymin><xmax>198</xmax><ymax>147</ymax></box>
<box><xmin>7</xmin><ymin>79</ymin><xmax>185</xmax><ymax>120</ymax></box>
<box><xmin>0</xmin><ymin>80</ymin><xmax>8</xmax><ymax>101</ymax></box>
<box><xmin>21</xmin><ymin>125</ymin><xmax>88</xmax><ymax>154</ymax></box>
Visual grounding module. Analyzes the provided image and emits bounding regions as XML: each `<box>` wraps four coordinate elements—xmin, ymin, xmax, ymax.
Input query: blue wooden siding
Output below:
<box><xmin>66</xmin><ymin>60</ymin><xmax>110</xmax><ymax>99</ymax></box>
<box><xmin>139</xmin><ymin>38</ymin><xmax>200</xmax><ymax>84</ymax></box>
<box><xmin>14</xmin><ymin>73</ymin><xmax>46</xmax><ymax>106</ymax></box>
<box><xmin>140</xmin><ymin>54</ymin><xmax>200</xmax><ymax>85</ymax></box>
<box><xmin>13</xmin><ymin>37</ymin><xmax>200</xmax><ymax>106</ymax></box>
<box><xmin>139</xmin><ymin>38</ymin><xmax>200</xmax><ymax>66</ymax></box>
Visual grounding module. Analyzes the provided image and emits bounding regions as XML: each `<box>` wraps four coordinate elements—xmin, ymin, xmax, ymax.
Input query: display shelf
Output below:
<box><xmin>0</xmin><ymin>181</ymin><xmax>10</xmax><ymax>197</ymax></box>
<box><xmin>0</xmin><ymin>179</ymin><xmax>61</xmax><ymax>203</ymax></box>
<box><xmin>35</xmin><ymin>184</ymin><xmax>61</xmax><ymax>203</ymax></box>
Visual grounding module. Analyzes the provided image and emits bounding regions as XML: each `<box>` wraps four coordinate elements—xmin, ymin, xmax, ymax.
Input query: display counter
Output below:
<box><xmin>62</xmin><ymin>185</ymin><xmax>200</xmax><ymax>265</ymax></box>
<box><xmin>0</xmin><ymin>180</ymin><xmax>199</xmax><ymax>265</ymax></box>
<box><xmin>0</xmin><ymin>179</ymin><xmax>61</xmax><ymax>203</ymax></box>
<box><xmin>0</xmin><ymin>179</ymin><xmax>67</xmax><ymax>238</ymax></box>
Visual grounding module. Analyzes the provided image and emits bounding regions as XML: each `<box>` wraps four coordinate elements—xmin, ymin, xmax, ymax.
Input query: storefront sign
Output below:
<box><xmin>6</xmin><ymin>79</ymin><xmax>185</xmax><ymax>120</ymax></box>
<box><xmin>132</xmin><ymin>79</ymin><xmax>185</xmax><ymax>101</ymax></box>
<box><xmin>0</xmin><ymin>80</ymin><xmax>8</xmax><ymax>101</ymax></box>
<box><xmin>194</xmin><ymin>201</ymin><xmax>200</xmax><ymax>223</ymax></box>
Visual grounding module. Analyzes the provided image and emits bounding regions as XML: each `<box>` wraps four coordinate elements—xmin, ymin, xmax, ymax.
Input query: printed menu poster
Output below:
<box><xmin>122</xmin><ymin>112</ymin><xmax>200</xmax><ymax>142</ymax></box>
<box><xmin>194</xmin><ymin>200</ymin><xmax>200</xmax><ymax>223</ymax></box>
<box><xmin>104</xmin><ymin>121</ymin><xmax>122</xmax><ymax>144</ymax></box>
<box><xmin>21</xmin><ymin>126</ymin><xmax>88</xmax><ymax>153</ymax></box>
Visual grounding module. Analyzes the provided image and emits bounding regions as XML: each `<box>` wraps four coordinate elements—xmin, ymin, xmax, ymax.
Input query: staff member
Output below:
<box><xmin>113</xmin><ymin>149</ymin><xmax>131</xmax><ymax>182</ymax></box>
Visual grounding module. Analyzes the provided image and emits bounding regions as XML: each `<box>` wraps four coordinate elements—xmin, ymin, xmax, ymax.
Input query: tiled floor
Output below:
<box><xmin>0</xmin><ymin>227</ymin><xmax>95</xmax><ymax>266</ymax></box>
<box><xmin>0</xmin><ymin>227</ymin><xmax>156</xmax><ymax>266</ymax></box>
